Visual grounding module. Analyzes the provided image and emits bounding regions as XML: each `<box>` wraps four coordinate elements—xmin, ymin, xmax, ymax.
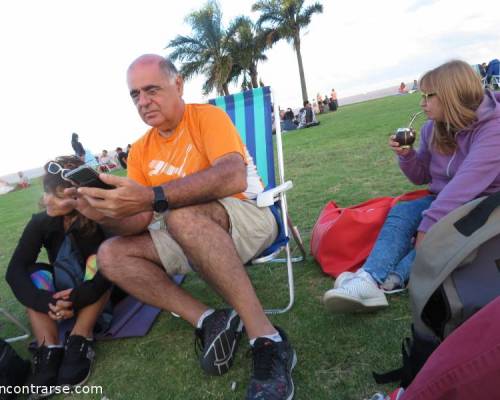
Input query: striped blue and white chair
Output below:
<box><xmin>209</xmin><ymin>86</ymin><xmax>305</xmax><ymax>314</ymax></box>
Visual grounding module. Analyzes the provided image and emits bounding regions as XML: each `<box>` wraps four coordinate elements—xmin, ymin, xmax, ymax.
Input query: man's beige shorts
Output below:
<box><xmin>148</xmin><ymin>198</ymin><xmax>278</xmax><ymax>276</ymax></box>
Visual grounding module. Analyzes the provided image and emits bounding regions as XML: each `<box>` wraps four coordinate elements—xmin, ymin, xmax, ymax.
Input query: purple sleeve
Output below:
<box><xmin>419</xmin><ymin>124</ymin><xmax>500</xmax><ymax>232</ymax></box>
<box><xmin>398</xmin><ymin>121</ymin><xmax>433</xmax><ymax>185</ymax></box>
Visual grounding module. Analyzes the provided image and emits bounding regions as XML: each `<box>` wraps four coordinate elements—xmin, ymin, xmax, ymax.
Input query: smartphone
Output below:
<box><xmin>65</xmin><ymin>165</ymin><xmax>115</xmax><ymax>190</ymax></box>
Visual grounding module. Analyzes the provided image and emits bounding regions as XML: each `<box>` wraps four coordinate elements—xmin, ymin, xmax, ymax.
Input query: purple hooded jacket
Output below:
<box><xmin>399</xmin><ymin>90</ymin><xmax>500</xmax><ymax>233</ymax></box>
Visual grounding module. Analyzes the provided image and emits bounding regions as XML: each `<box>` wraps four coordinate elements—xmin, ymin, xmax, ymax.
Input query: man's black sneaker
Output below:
<box><xmin>246</xmin><ymin>327</ymin><xmax>297</xmax><ymax>400</ymax></box>
<box><xmin>57</xmin><ymin>335</ymin><xmax>95</xmax><ymax>387</ymax></box>
<box><xmin>26</xmin><ymin>345</ymin><xmax>63</xmax><ymax>400</ymax></box>
<box><xmin>194</xmin><ymin>309</ymin><xmax>244</xmax><ymax>376</ymax></box>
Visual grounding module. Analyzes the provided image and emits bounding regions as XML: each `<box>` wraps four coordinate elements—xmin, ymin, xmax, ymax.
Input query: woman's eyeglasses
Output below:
<box><xmin>47</xmin><ymin>161</ymin><xmax>72</xmax><ymax>182</ymax></box>
<box><xmin>421</xmin><ymin>92</ymin><xmax>437</xmax><ymax>102</ymax></box>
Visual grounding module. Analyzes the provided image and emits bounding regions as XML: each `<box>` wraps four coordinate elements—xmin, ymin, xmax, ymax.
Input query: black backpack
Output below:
<box><xmin>0</xmin><ymin>339</ymin><xmax>30</xmax><ymax>400</ymax></box>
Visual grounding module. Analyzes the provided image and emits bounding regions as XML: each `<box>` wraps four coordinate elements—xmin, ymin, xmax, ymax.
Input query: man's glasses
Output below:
<box><xmin>47</xmin><ymin>161</ymin><xmax>72</xmax><ymax>182</ymax></box>
<box><xmin>421</xmin><ymin>92</ymin><xmax>437</xmax><ymax>103</ymax></box>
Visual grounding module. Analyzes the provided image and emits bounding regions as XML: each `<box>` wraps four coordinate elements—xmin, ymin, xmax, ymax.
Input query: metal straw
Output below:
<box><xmin>408</xmin><ymin>110</ymin><xmax>424</xmax><ymax>129</ymax></box>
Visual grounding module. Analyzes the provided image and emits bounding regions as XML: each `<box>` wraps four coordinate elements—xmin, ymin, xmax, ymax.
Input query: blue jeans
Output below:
<box><xmin>363</xmin><ymin>195</ymin><xmax>435</xmax><ymax>284</ymax></box>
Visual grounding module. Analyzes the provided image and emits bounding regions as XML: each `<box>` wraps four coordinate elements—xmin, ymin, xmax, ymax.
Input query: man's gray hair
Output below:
<box><xmin>159</xmin><ymin>58</ymin><xmax>179</xmax><ymax>80</ymax></box>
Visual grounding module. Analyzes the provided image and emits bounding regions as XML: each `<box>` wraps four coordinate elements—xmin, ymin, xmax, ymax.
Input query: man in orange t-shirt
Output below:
<box><xmin>75</xmin><ymin>55</ymin><xmax>296</xmax><ymax>399</ymax></box>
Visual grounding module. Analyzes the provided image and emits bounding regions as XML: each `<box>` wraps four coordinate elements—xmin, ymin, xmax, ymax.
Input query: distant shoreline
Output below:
<box><xmin>339</xmin><ymin>84</ymin><xmax>405</xmax><ymax>106</ymax></box>
<box><xmin>1</xmin><ymin>167</ymin><xmax>45</xmax><ymax>185</ymax></box>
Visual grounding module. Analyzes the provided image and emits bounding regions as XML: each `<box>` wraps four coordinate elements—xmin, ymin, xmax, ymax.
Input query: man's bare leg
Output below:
<box><xmin>97</xmin><ymin>233</ymin><xmax>209</xmax><ymax>326</ymax></box>
<box><xmin>166</xmin><ymin>202</ymin><xmax>277</xmax><ymax>339</ymax></box>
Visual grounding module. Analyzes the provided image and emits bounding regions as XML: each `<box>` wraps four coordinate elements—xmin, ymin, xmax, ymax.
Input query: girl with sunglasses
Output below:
<box><xmin>324</xmin><ymin>60</ymin><xmax>500</xmax><ymax>313</ymax></box>
<box><xmin>6</xmin><ymin>155</ymin><xmax>111</xmax><ymax>397</ymax></box>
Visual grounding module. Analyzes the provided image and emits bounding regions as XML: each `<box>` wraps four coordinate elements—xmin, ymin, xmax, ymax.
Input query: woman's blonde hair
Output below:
<box><xmin>419</xmin><ymin>60</ymin><xmax>484</xmax><ymax>154</ymax></box>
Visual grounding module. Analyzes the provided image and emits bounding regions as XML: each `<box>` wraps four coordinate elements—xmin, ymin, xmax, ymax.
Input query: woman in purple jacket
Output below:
<box><xmin>324</xmin><ymin>60</ymin><xmax>500</xmax><ymax>313</ymax></box>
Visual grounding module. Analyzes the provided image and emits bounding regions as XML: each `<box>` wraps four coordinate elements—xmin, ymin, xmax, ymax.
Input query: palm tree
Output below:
<box><xmin>167</xmin><ymin>1</ymin><xmax>232</xmax><ymax>96</ymax></box>
<box><xmin>252</xmin><ymin>0</ymin><xmax>323</xmax><ymax>102</ymax></box>
<box><xmin>226</xmin><ymin>16</ymin><xmax>269</xmax><ymax>89</ymax></box>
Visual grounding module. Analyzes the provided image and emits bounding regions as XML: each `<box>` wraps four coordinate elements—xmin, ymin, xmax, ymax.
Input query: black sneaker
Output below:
<box><xmin>246</xmin><ymin>327</ymin><xmax>297</xmax><ymax>400</ymax></box>
<box><xmin>26</xmin><ymin>345</ymin><xmax>64</xmax><ymax>400</ymax></box>
<box><xmin>194</xmin><ymin>309</ymin><xmax>244</xmax><ymax>376</ymax></box>
<box><xmin>57</xmin><ymin>335</ymin><xmax>95</xmax><ymax>387</ymax></box>
<box><xmin>0</xmin><ymin>339</ymin><xmax>31</xmax><ymax>400</ymax></box>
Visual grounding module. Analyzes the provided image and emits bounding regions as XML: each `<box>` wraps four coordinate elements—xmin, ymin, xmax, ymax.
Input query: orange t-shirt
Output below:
<box><xmin>127</xmin><ymin>104</ymin><xmax>263</xmax><ymax>199</ymax></box>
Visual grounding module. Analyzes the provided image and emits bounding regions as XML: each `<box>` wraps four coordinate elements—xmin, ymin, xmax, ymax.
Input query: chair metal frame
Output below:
<box><xmin>0</xmin><ymin>307</ymin><xmax>30</xmax><ymax>343</ymax></box>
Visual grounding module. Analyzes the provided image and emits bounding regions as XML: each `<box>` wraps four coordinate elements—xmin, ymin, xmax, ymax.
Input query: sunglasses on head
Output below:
<box><xmin>47</xmin><ymin>161</ymin><xmax>72</xmax><ymax>183</ymax></box>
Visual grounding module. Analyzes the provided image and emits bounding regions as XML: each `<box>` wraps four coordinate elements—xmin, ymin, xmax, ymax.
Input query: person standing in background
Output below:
<box><xmin>116</xmin><ymin>147</ymin><xmax>128</xmax><ymax>169</ymax></box>
<box><xmin>330</xmin><ymin>88</ymin><xmax>338</xmax><ymax>111</ymax></box>
<box><xmin>71</xmin><ymin>133</ymin><xmax>85</xmax><ymax>160</ymax></box>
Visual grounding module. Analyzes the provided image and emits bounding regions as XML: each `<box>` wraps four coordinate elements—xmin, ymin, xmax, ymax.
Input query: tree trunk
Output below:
<box><xmin>250</xmin><ymin>64</ymin><xmax>259</xmax><ymax>88</ymax></box>
<box><xmin>294</xmin><ymin>31</ymin><xmax>308</xmax><ymax>103</ymax></box>
<box><xmin>223</xmin><ymin>83</ymin><xmax>230</xmax><ymax>96</ymax></box>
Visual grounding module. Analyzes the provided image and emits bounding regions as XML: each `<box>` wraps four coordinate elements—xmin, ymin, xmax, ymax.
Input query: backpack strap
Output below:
<box><xmin>372</xmin><ymin>338</ymin><xmax>411</xmax><ymax>385</ymax></box>
<box><xmin>454</xmin><ymin>191</ymin><xmax>500</xmax><ymax>236</ymax></box>
<box><xmin>372</xmin><ymin>326</ymin><xmax>440</xmax><ymax>388</ymax></box>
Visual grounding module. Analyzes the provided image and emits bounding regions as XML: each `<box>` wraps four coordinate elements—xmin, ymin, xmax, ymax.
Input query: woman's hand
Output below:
<box><xmin>389</xmin><ymin>135</ymin><xmax>412</xmax><ymax>157</ymax></box>
<box><xmin>49</xmin><ymin>289</ymin><xmax>75</xmax><ymax>320</ymax></box>
<box><xmin>48</xmin><ymin>305</ymin><xmax>74</xmax><ymax>321</ymax></box>
<box><xmin>415</xmin><ymin>231</ymin><xmax>426</xmax><ymax>247</ymax></box>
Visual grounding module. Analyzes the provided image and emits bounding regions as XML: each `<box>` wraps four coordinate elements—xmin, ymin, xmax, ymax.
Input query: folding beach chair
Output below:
<box><xmin>490</xmin><ymin>75</ymin><xmax>500</xmax><ymax>90</ymax></box>
<box><xmin>0</xmin><ymin>307</ymin><xmax>30</xmax><ymax>343</ymax></box>
<box><xmin>209</xmin><ymin>86</ymin><xmax>306</xmax><ymax>314</ymax></box>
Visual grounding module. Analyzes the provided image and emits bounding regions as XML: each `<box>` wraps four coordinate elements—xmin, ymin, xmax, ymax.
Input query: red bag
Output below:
<box><xmin>310</xmin><ymin>190</ymin><xmax>430</xmax><ymax>277</ymax></box>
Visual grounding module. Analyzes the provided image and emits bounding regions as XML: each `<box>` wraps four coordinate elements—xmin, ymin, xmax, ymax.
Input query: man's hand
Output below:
<box><xmin>77</xmin><ymin>174</ymin><xmax>153</xmax><ymax>219</ymax></box>
<box><xmin>63</xmin><ymin>187</ymin><xmax>107</xmax><ymax>223</ymax></box>
<box><xmin>389</xmin><ymin>135</ymin><xmax>412</xmax><ymax>157</ymax></box>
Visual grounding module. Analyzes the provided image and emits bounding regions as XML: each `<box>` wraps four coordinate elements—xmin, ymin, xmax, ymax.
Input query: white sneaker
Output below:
<box><xmin>323</xmin><ymin>270</ymin><xmax>388</xmax><ymax>313</ymax></box>
<box><xmin>333</xmin><ymin>271</ymin><xmax>356</xmax><ymax>289</ymax></box>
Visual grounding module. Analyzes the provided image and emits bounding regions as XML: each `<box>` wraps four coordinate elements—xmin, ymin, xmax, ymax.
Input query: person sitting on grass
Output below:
<box><xmin>298</xmin><ymin>100</ymin><xmax>319</xmax><ymax>128</ymax></box>
<box><xmin>323</xmin><ymin>59</ymin><xmax>500</xmax><ymax>313</ymax></box>
<box><xmin>97</xmin><ymin>149</ymin><xmax>117</xmax><ymax>172</ymax></box>
<box><xmin>398</xmin><ymin>82</ymin><xmax>409</xmax><ymax>94</ymax></box>
<box><xmin>0</xmin><ymin>178</ymin><xmax>15</xmax><ymax>195</ymax></box>
<box><xmin>6</xmin><ymin>155</ymin><xmax>111</xmax><ymax>398</ymax></box>
<box><xmin>115</xmin><ymin>147</ymin><xmax>128</xmax><ymax>169</ymax></box>
<box><xmin>16</xmin><ymin>171</ymin><xmax>30</xmax><ymax>189</ymax></box>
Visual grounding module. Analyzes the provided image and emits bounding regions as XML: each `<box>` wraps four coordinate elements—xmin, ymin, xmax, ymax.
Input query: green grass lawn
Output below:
<box><xmin>0</xmin><ymin>93</ymin><xmax>426</xmax><ymax>399</ymax></box>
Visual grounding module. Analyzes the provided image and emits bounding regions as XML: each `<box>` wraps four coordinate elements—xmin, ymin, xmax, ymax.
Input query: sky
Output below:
<box><xmin>1</xmin><ymin>0</ymin><xmax>499</xmax><ymax>177</ymax></box>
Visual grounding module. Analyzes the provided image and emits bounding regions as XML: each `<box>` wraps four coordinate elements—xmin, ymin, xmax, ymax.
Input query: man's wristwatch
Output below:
<box><xmin>152</xmin><ymin>186</ymin><xmax>169</xmax><ymax>213</ymax></box>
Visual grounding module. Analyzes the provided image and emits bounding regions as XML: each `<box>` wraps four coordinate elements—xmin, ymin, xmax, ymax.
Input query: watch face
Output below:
<box><xmin>153</xmin><ymin>186</ymin><xmax>169</xmax><ymax>212</ymax></box>
<box><xmin>154</xmin><ymin>199</ymin><xmax>169</xmax><ymax>213</ymax></box>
